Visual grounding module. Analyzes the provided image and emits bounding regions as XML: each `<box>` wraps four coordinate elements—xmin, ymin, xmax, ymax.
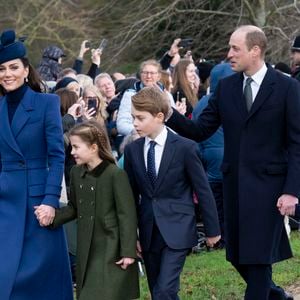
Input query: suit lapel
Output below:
<box><xmin>135</xmin><ymin>137</ymin><xmax>153</xmax><ymax>192</ymax></box>
<box><xmin>11</xmin><ymin>88</ymin><xmax>35</xmax><ymax>138</ymax></box>
<box><xmin>155</xmin><ymin>130</ymin><xmax>177</xmax><ymax>192</ymax></box>
<box><xmin>0</xmin><ymin>97</ymin><xmax>23</xmax><ymax>156</ymax></box>
<box><xmin>247</xmin><ymin>67</ymin><xmax>275</xmax><ymax>119</ymax></box>
<box><xmin>231</xmin><ymin>73</ymin><xmax>248</xmax><ymax>118</ymax></box>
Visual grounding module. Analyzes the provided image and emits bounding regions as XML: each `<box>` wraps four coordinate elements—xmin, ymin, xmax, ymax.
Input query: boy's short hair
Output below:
<box><xmin>132</xmin><ymin>87</ymin><xmax>169</xmax><ymax>120</ymax></box>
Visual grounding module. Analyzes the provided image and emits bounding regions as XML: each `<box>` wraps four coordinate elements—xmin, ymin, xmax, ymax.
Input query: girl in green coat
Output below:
<box><xmin>50</xmin><ymin>121</ymin><xmax>140</xmax><ymax>300</ymax></box>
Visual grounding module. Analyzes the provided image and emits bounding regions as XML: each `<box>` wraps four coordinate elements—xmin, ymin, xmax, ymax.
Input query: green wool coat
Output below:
<box><xmin>53</xmin><ymin>161</ymin><xmax>139</xmax><ymax>300</ymax></box>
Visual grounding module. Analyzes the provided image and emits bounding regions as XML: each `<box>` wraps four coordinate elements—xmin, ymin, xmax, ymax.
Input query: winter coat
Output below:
<box><xmin>53</xmin><ymin>161</ymin><xmax>139</xmax><ymax>300</ymax></box>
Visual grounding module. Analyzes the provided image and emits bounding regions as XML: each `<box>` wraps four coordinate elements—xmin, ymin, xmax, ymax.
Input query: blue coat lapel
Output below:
<box><xmin>11</xmin><ymin>88</ymin><xmax>35</xmax><ymax>138</ymax></box>
<box><xmin>0</xmin><ymin>97</ymin><xmax>23</xmax><ymax>156</ymax></box>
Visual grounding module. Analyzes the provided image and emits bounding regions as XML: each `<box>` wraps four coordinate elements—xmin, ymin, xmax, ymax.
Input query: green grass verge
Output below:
<box><xmin>139</xmin><ymin>231</ymin><xmax>300</xmax><ymax>300</ymax></box>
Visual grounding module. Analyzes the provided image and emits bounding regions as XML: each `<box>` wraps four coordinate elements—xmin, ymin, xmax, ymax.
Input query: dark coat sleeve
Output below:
<box><xmin>72</xmin><ymin>59</ymin><xmax>83</xmax><ymax>74</ymax></box>
<box><xmin>124</xmin><ymin>145</ymin><xmax>140</xmax><ymax>205</ymax></box>
<box><xmin>166</xmin><ymin>85</ymin><xmax>222</xmax><ymax>142</ymax></box>
<box><xmin>112</xmin><ymin>167</ymin><xmax>138</xmax><ymax>258</ymax></box>
<box><xmin>184</xmin><ymin>142</ymin><xmax>220</xmax><ymax>237</ymax></box>
<box><xmin>87</xmin><ymin>63</ymin><xmax>100</xmax><ymax>80</ymax></box>
<box><xmin>159</xmin><ymin>52</ymin><xmax>173</xmax><ymax>70</ymax></box>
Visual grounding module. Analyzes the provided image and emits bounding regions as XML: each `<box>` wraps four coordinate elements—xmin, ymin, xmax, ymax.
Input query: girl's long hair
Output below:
<box><xmin>69</xmin><ymin>120</ymin><xmax>115</xmax><ymax>164</ymax></box>
<box><xmin>172</xmin><ymin>59</ymin><xmax>198</xmax><ymax>107</ymax></box>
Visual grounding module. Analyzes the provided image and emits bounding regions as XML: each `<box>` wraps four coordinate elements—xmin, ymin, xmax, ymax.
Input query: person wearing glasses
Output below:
<box><xmin>117</xmin><ymin>59</ymin><xmax>166</xmax><ymax>138</ymax></box>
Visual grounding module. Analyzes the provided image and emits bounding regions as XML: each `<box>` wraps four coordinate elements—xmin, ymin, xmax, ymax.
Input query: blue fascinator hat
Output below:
<box><xmin>0</xmin><ymin>29</ymin><xmax>26</xmax><ymax>64</ymax></box>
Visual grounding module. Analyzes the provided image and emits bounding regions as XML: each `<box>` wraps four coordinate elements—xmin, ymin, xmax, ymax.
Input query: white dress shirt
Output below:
<box><xmin>144</xmin><ymin>126</ymin><xmax>168</xmax><ymax>175</ymax></box>
<box><xmin>243</xmin><ymin>63</ymin><xmax>268</xmax><ymax>103</ymax></box>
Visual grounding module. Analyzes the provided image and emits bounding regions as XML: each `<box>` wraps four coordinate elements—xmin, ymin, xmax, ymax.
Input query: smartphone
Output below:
<box><xmin>88</xmin><ymin>98</ymin><xmax>97</xmax><ymax>116</ymax></box>
<box><xmin>178</xmin><ymin>38</ymin><xmax>193</xmax><ymax>48</ymax></box>
<box><xmin>98</xmin><ymin>38</ymin><xmax>108</xmax><ymax>51</ymax></box>
<box><xmin>85</xmin><ymin>41</ymin><xmax>91</xmax><ymax>48</ymax></box>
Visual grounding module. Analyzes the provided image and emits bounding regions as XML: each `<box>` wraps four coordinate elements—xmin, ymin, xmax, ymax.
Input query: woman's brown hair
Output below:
<box><xmin>172</xmin><ymin>59</ymin><xmax>198</xmax><ymax>107</ymax></box>
<box><xmin>0</xmin><ymin>57</ymin><xmax>45</xmax><ymax>95</ymax></box>
<box><xmin>55</xmin><ymin>88</ymin><xmax>78</xmax><ymax>116</ymax></box>
<box><xmin>69</xmin><ymin>120</ymin><xmax>115</xmax><ymax>164</ymax></box>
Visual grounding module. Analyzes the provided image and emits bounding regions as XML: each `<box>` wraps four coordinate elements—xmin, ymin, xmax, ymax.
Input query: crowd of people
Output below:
<box><xmin>0</xmin><ymin>25</ymin><xmax>300</xmax><ymax>300</ymax></box>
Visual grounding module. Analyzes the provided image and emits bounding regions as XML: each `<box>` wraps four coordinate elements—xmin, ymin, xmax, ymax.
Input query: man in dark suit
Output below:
<box><xmin>166</xmin><ymin>25</ymin><xmax>300</xmax><ymax>300</ymax></box>
<box><xmin>124</xmin><ymin>87</ymin><xmax>220</xmax><ymax>300</ymax></box>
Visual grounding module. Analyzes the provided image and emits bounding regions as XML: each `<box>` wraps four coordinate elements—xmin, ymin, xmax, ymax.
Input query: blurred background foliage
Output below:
<box><xmin>1</xmin><ymin>0</ymin><xmax>299</xmax><ymax>74</ymax></box>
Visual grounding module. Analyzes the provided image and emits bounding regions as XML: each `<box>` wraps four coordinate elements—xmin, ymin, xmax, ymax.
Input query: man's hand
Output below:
<box><xmin>168</xmin><ymin>38</ymin><xmax>181</xmax><ymax>57</ymax></box>
<box><xmin>277</xmin><ymin>194</ymin><xmax>298</xmax><ymax>216</ymax></box>
<box><xmin>78</xmin><ymin>40</ymin><xmax>90</xmax><ymax>59</ymax></box>
<box><xmin>91</xmin><ymin>48</ymin><xmax>101</xmax><ymax>67</ymax></box>
<box><xmin>206</xmin><ymin>235</ymin><xmax>221</xmax><ymax>248</ymax></box>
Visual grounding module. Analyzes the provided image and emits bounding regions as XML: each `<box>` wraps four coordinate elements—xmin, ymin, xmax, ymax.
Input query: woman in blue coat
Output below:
<box><xmin>0</xmin><ymin>29</ymin><xmax>73</xmax><ymax>300</ymax></box>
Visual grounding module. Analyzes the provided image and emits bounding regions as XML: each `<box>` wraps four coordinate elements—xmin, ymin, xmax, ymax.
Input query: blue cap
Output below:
<box><xmin>0</xmin><ymin>29</ymin><xmax>26</xmax><ymax>64</ymax></box>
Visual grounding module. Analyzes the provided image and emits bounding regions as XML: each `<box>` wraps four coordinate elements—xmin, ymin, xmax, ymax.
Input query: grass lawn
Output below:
<box><xmin>139</xmin><ymin>231</ymin><xmax>300</xmax><ymax>300</ymax></box>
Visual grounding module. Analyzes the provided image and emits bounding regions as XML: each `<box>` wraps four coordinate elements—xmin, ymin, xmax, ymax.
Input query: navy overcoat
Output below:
<box><xmin>167</xmin><ymin>66</ymin><xmax>300</xmax><ymax>264</ymax></box>
<box><xmin>0</xmin><ymin>88</ymin><xmax>73</xmax><ymax>299</ymax></box>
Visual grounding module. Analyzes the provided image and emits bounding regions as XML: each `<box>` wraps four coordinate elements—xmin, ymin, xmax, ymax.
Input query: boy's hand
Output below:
<box><xmin>206</xmin><ymin>235</ymin><xmax>221</xmax><ymax>248</ymax></box>
<box><xmin>115</xmin><ymin>257</ymin><xmax>135</xmax><ymax>270</ymax></box>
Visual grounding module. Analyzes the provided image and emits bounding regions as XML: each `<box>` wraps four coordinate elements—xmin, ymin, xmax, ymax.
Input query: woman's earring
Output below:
<box><xmin>25</xmin><ymin>77</ymin><xmax>28</xmax><ymax>83</ymax></box>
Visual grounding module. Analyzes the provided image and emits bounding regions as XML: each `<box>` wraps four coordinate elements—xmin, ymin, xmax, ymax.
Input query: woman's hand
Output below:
<box><xmin>115</xmin><ymin>257</ymin><xmax>135</xmax><ymax>270</ymax></box>
<box><xmin>34</xmin><ymin>204</ymin><xmax>55</xmax><ymax>226</ymax></box>
<box><xmin>175</xmin><ymin>100</ymin><xmax>187</xmax><ymax>115</ymax></box>
<box><xmin>67</xmin><ymin>103</ymin><xmax>83</xmax><ymax>118</ymax></box>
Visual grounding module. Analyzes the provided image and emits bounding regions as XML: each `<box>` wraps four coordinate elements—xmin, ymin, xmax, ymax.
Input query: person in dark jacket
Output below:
<box><xmin>167</xmin><ymin>25</ymin><xmax>299</xmax><ymax>300</ymax></box>
<box><xmin>290</xmin><ymin>35</ymin><xmax>300</xmax><ymax>82</ymax></box>
<box><xmin>37</xmin><ymin>45</ymin><xmax>65</xmax><ymax>81</ymax></box>
<box><xmin>192</xmin><ymin>62</ymin><xmax>234</xmax><ymax>248</ymax></box>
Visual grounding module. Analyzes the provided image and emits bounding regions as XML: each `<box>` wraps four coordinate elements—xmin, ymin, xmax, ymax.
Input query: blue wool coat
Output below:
<box><xmin>0</xmin><ymin>88</ymin><xmax>73</xmax><ymax>300</ymax></box>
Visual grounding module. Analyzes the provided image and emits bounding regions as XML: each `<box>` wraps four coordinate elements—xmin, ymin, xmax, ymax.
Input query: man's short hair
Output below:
<box><xmin>236</xmin><ymin>25</ymin><xmax>268</xmax><ymax>57</ymax></box>
<box><xmin>246</xmin><ymin>30</ymin><xmax>267</xmax><ymax>56</ymax></box>
<box><xmin>132</xmin><ymin>86</ymin><xmax>169</xmax><ymax>120</ymax></box>
<box><xmin>94</xmin><ymin>72</ymin><xmax>113</xmax><ymax>86</ymax></box>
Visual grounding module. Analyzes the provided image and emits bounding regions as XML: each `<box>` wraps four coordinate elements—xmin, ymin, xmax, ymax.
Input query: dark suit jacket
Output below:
<box><xmin>295</xmin><ymin>205</ymin><xmax>300</xmax><ymax>219</ymax></box>
<box><xmin>124</xmin><ymin>129</ymin><xmax>220</xmax><ymax>251</ymax></box>
<box><xmin>167</xmin><ymin>66</ymin><xmax>300</xmax><ymax>264</ymax></box>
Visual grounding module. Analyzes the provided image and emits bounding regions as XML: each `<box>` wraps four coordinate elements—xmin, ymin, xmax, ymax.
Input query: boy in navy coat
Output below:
<box><xmin>124</xmin><ymin>87</ymin><xmax>220</xmax><ymax>300</ymax></box>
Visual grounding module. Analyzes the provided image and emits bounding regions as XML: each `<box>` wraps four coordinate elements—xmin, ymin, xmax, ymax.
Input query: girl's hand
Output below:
<box><xmin>115</xmin><ymin>257</ymin><xmax>135</xmax><ymax>270</ymax></box>
<box><xmin>34</xmin><ymin>204</ymin><xmax>55</xmax><ymax>226</ymax></box>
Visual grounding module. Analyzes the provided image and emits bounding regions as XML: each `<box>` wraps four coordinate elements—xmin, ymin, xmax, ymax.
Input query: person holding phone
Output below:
<box><xmin>82</xmin><ymin>85</ymin><xmax>108</xmax><ymax>126</ymax></box>
<box><xmin>171</xmin><ymin>58</ymin><xmax>200</xmax><ymax>118</ymax></box>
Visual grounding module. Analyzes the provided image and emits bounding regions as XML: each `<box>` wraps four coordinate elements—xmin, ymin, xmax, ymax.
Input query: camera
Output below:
<box><xmin>98</xmin><ymin>39</ymin><xmax>108</xmax><ymax>52</ymax></box>
<box><xmin>85</xmin><ymin>41</ymin><xmax>91</xmax><ymax>48</ymax></box>
<box><xmin>178</xmin><ymin>38</ymin><xmax>193</xmax><ymax>48</ymax></box>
